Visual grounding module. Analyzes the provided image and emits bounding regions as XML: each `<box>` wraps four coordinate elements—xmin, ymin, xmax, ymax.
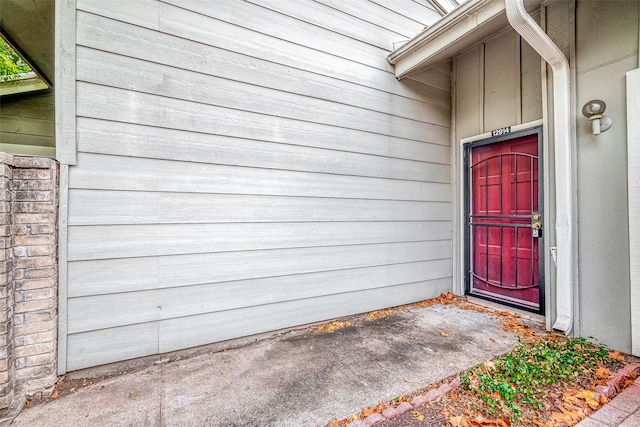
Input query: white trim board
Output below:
<box><xmin>628</xmin><ymin>68</ymin><xmax>640</xmax><ymax>357</ymax></box>
<box><xmin>459</xmin><ymin>119</ymin><xmax>543</xmax><ymax>144</ymax></box>
<box><xmin>55</xmin><ymin>0</ymin><xmax>76</xmax><ymax>375</ymax></box>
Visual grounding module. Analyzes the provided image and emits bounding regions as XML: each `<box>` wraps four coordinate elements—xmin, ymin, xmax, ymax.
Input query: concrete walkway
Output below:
<box><xmin>11</xmin><ymin>304</ymin><xmax>518</xmax><ymax>427</ymax></box>
<box><xmin>576</xmin><ymin>381</ymin><xmax>640</xmax><ymax>427</ymax></box>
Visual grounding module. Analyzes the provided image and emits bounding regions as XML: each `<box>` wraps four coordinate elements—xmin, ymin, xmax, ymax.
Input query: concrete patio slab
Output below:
<box><xmin>12</xmin><ymin>304</ymin><xmax>519</xmax><ymax>427</ymax></box>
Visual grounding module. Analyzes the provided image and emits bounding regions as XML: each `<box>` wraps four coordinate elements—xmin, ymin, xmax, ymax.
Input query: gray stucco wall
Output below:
<box><xmin>574</xmin><ymin>0</ymin><xmax>639</xmax><ymax>352</ymax></box>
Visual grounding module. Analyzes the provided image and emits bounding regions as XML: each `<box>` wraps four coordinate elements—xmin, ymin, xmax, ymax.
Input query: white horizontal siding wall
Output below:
<box><xmin>65</xmin><ymin>0</ymin><xmax>451</xmax><ymax>371</ymax></box>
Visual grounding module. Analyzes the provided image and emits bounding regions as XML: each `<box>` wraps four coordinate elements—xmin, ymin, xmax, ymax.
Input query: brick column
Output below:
<box><xmin>0</xmin><ymin>153</ymin><xmax>15</xmax><ymax>414</ymax></box>
<box><xmin>0</xmin><ymin>154</ymin><xmax>59</xmax><ymax>414</ymax></box>
<box><xmin>11</xmin><ymin>157</ymin><xmax>58</xmax><ymax>393</ymax></box>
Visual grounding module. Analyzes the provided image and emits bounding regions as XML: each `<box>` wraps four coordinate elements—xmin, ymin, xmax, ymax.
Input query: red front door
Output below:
<box><xmin>466</xmin><ymin>132</ymin><xmax>543</xmax><ymax>312</ymax></box>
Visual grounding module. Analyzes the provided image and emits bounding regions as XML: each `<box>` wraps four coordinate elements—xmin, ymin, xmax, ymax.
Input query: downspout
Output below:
<box><xmin>505</xmin><ymin>0</ymin><xmax>574</xmax><ymax>333</ymax></box>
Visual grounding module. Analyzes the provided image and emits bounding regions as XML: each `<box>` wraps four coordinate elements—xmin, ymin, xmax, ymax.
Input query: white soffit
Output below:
<box><xmin>388</xmin><ymin>0</ymin><xmax>541</xmax><ymax>78</ymax></box>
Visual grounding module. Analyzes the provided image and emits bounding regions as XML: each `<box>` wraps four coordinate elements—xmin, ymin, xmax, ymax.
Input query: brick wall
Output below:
<box><xmin>0</xmin><ymin>154</ymin><xmax>58</xmax><ymax>416</ymax></box>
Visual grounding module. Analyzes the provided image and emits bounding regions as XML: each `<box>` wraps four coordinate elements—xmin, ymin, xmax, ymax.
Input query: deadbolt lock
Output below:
<box><xmin>532</xmin><ymin>213</ymin><xmax>542</xmax><ymax>238</ymax></box>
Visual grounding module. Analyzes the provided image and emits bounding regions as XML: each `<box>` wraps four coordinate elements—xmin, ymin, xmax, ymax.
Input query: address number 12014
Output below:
<box><xmin>491</xmin><ymin>126</ymin><xmax>511</xmax><ymax>137</ymax></box>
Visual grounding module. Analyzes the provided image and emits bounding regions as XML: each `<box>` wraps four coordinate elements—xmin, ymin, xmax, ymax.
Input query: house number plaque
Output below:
<box><xmin>491</xmin><ymin>126</ymin><xmax>511</xmax><ymax>137</ymax></box>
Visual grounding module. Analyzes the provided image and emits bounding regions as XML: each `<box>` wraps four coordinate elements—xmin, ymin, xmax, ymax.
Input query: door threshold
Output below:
<box><xmin>465</xmin><ymin>295</ymin><xmax>546</xmax><ymax>325</ymax></box>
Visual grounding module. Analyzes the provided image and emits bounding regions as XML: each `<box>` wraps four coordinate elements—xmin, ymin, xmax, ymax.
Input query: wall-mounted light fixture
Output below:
<box><xmin>582</xmin><ymin>99</ymin><xmax>612</xmax><ymax>135</ymax></box>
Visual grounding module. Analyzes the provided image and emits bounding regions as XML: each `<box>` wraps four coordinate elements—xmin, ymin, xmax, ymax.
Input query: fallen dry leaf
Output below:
<box><xmin>315</xmin><ymin>321</ymin><xmax>351</xmax><ymax>333</ymax></box>
<box><xmin>361</xmin><ymin>406</ymin><xmax>375</xmax><ymax>417</ymax></box>
<box><xmin>470</xmin><ymin>414</ymin><xmax>511</xmax><ymax>426</ymax></box>
<box><xmin>411</xmin><ymin>410</ymin><xmax>425</xmax><ymax>421</ymax></box>
<box><xmin>596</xmin><ymin>367</ymin><xmax>612</xmax><ymax>379</ymax></box>
<box><xmin>483</xmin><ymin>360</ymin><xmax>497</xmax><ymax>371</ymax></box>
<box><xmin>362</xmin><ymin>401</ymin><xmax>387</xmax><ymax>417</ymax></box>
<box><xmin>551</xmin><ymin>412</ymin><xmax>570</xmax><ymax>422</ymax></box>
<box><xmin>499</xmin><ymin>317</ymin><xmax>536</xmax><ymax>340</ymax></box>
<box><xmin>474</xmin><ymin>415</ymin><xmax>494</xmax><ymax>425</ymax></box>
<box><xmin>414</xmin><ymin>292</ymin><xmax>460</xmax><ymax>309</ymax></box>
<box><xmin>609</xmin><ymin>351</ymin><xmax>625</xmax><ymax>362</ymax></box>
<box><xmin>468</xmin><ymin>373</ymin><xmax>480</xmax><ymax>390</ymax></box>
<box><xmin>375</xmin><ymin>402</ymin><xmax>387</xmax><ymax>413</ymax></box>
<box><xmin>448</xmin><ymin>415</ymin><xmax>468</xmax><ymax>427</ymax></box>
<box><xmin>365</xmin><ymin>309</ymin><xmax>394</xmax><ymax>321</ymax></box>
<box><xmin>563</xmin><ymin>388</ymin><xmax>579</xmax><ymax>400</ymax></box>
<box><xmin>552</xmin><ymin>402</ymin><xmax>587</xmax><ymax>423</ymax></box>
<box><xmin>441</xmin><ymin>331</ymin><xmax>449</xmax><ymax>337</ymax></box>
<box><xmin>575</xmin><ymin>389</ymin><xmax>599</xmax><ymax>409</ymax></box>
<box><xmin>621</xmin><ymin>376</ymin><xmax>635</xmax><ymax>389</ymax></box>
<box><xmin>50</xmin><ymin>389</ymin><xmax>59</xmax><ymax>399</ymax></box>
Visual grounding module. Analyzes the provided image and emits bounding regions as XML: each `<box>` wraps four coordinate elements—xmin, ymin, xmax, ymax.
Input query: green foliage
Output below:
<box><xmin>461</xmin><ymin>337</ymin><xmax>609</xmax><ymax>421</ymax></box>
<box><xmin>0</xmin><ymin>37</ymin><xmax>30</xmax><ymax>81</ymax></box>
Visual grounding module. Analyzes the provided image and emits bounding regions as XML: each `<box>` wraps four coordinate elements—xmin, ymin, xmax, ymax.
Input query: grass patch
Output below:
<box><xmin>461</xmin><ymin>337</ymin><xmax>609</xmax><ymax>422</ymax></box>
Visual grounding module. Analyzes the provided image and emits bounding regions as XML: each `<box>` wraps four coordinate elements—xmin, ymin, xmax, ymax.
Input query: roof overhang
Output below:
<box><xmin>0</xmin><ymin>0</ymin><xmax>54</xmax><ymax>83</ymax></box>
<box><xmin>387</xmin><ymin>0</ymin><xmax>542</xmax><ymax>78</ymax></box>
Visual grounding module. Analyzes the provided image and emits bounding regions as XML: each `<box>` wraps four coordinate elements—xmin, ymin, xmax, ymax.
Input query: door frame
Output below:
<box><xmin>463</xmin><ymin>125</ymin><xmax>545</xmax><ymax>314</ymax></box>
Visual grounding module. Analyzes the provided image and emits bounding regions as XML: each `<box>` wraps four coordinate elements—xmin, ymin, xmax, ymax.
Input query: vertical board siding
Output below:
<box><xmin>66</xmin><ymin>0</ymin><xmax>453</xmax><ymax>370</ymax></box>
<box><xmin>520</xmin><ymin>41</ymin><xmax>543</xmax><ymax>123</ymax></box>
<box><xmin>454</xmin><ymin>28</ymin><xmax>543</xmax><ymax>140</ymax></box>
<box><xmin>483</xmin><ymin>30</ymin><xmax>520</xmax><ymax>130</ymax></box>
<box><xmin>454</xmin><ymin>46</ymin><xmax>484</xmax><ymax>139</ymax></box>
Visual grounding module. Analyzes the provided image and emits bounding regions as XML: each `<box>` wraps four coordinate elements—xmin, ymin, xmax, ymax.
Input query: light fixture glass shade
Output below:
<box><xmin>582</xmin><ymin>99</ymin><xmax>606</xmax><ymax>117</ymax></box>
